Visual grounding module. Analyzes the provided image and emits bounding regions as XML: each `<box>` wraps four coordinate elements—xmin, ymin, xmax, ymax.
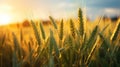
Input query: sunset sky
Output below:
<box><xmin>0</xmin><ymin>0</ymin><xmax>120</xmax><ymax>24</ymax></box>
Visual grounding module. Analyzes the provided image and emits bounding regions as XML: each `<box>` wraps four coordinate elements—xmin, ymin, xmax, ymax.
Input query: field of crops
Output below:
<box><xmin>0</xmin><ymin>8</ymin><xmax>120</xmax><ymax>67</ymax></box>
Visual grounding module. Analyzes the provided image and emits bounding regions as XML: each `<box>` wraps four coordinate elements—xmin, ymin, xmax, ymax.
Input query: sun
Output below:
<box><xmin>0</xmin><ymin>13</ymin><xmax>12</xmax><ymax>25</ymax></box>
<box><xmin>0</xmin><ymin>4</ymin><xmax>13</xmax><ymax>25</ymax></box>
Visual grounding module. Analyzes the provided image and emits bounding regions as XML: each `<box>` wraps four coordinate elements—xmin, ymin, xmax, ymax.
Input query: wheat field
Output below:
<box><xmin>0</xmin><ymin>8</ymin><xmax>120</xmax><ymax>67</ymax></box>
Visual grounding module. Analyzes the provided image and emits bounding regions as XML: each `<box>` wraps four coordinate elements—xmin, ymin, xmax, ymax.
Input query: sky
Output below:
<box><xmin>0</xmin><ymin>0</ymin><xmax>120</xmax><ymax>23</ymax></box>
<box><xmin>86</xmin><ymin>0</ymin><xmax>120</xmax><ymax>20</ymax></box>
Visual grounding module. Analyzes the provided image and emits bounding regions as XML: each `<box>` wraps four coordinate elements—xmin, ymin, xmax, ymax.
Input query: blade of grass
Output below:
<box><xmin>110</xmin><ymin>22</ymin><xmax>120</xmax><ymax>42</ymax></box>
<box><xmin>83</xmin><ymin>25</ymin><xmax>99</xmax><ymax>52</ymax></box>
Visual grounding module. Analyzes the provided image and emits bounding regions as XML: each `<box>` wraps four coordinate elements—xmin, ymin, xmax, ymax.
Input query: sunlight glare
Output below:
<box><xmin>0</xmin><ymin>13</ymin><xmax>12</xmax><ymax>25</ymax></box>
<box><xmin>0</xmin><ymin>4</ymin><xmax>13</xmax><ymax>25</ymax></box>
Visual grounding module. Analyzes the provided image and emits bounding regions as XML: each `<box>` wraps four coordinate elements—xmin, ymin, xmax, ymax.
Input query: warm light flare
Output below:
<box><xmin>0</xmin><ymin>4</ymin><xmax>13</xmax><ymax>25</ymax></box>
<box><xmin>0</xmin><ymin>13</ymin><xmax>12</xmax><ymax>25</ymax></box>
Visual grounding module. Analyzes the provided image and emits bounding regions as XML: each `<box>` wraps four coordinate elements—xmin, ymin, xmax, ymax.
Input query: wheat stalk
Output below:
<box><xmin>1</xmin><ymin>34</ymin><xmax>5</xmax><ymax>45</ymax></box>
<box><xmin>50</xmin><ymin>29</ymin><xmax>59</xmax><ymax>56</ymax></box>
<box><xmin>49</xmin><ymin>29</ymin><xmax>60</xmax><ymax>67</ymax></box>
<box><xmin>49</xmin><ymin>55</ymin><xmax>54</xmax><ymax>67</ymax></box>
<box><xmin>0</xmin><ymin>53</ymin><xmax>2</xmax><ymax>67</ymax></box>
<box><xmin>12</xmin><ymin>50</ymin><xmax>18</xmax><ymax>67</ymax></box>
<box><xmin>28</xmin><ymin>42</ymin><xmax>33</xmax><ymax>66</ymax></box>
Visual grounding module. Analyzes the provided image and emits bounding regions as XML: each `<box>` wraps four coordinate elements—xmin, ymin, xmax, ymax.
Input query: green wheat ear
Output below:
<box><xmin>20</xmin><ymin>28</ymin><xmax>23</xmax><ymax>43</ymax></box>
<box><xmin>31</xmin><ymin>20</ymin><xmax>41</xmax><ymax>45</ymax></box>
<box><xmin>49</xmin><ymin>29</ymin><xmax>59</xmax><ymax>56</ymax></box>
<box><xmin>78</xmin><ymin>8</ymin><xmax>84</xmax><ymax>38</ymax></box>
<box><xmin>59</xmin><ymin>19</ymin><xmax>64</xmax><ymax>40</ymax></box>
<box><xmin>12</xmin><ymin>33</ymin><xmax>21</xmax><ymax>57</ymax></box>
<box><xmin>70</xmin><ymin>19</ymin><xmax>76</xmax><ymax>39</ymax></box>
<box><xmin>40</xmin><ymin>22</ymin><xmax>46</xmax><ymax>40</ymax></box>
<box><xmin>49</xmin><ymin>16</ymin><xmax>58</xmax><ymax>29</ymax></box>
<box><xmin>12</xmin><ymin>33</ymin><xmax>23</xmax><ymax>67</ymax></box>
<box><xmin>12</xmin><ymin>33</ymin><xmax>18</xmax><ymax>67</ymax></box>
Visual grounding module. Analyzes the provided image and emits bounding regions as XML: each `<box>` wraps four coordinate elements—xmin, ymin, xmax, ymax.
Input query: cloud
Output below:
<box><xmin>57</xmin><ymin>2</ymin><xmax>76</xmax><ymax>8</ymax></box>
<box><xmin>85</xmin><ymin>0</ymin><xmax>120</xmax><ymax>20</ymax></box>
<box><xmin>104</xmin><ymin>8</ymin><xmax>118</xmax><ymax>13</ymax></box>
<box><xmin>104</xmin><ymin>8</ymin><xmax>120</xmax><ymax>16</ymax></box>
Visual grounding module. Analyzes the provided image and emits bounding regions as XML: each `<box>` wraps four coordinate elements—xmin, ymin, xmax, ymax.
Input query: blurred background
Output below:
<box><xmin>0</xmin><ymin>0</ymin><xmax>120</xmax><ymax>25</ymax></box>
